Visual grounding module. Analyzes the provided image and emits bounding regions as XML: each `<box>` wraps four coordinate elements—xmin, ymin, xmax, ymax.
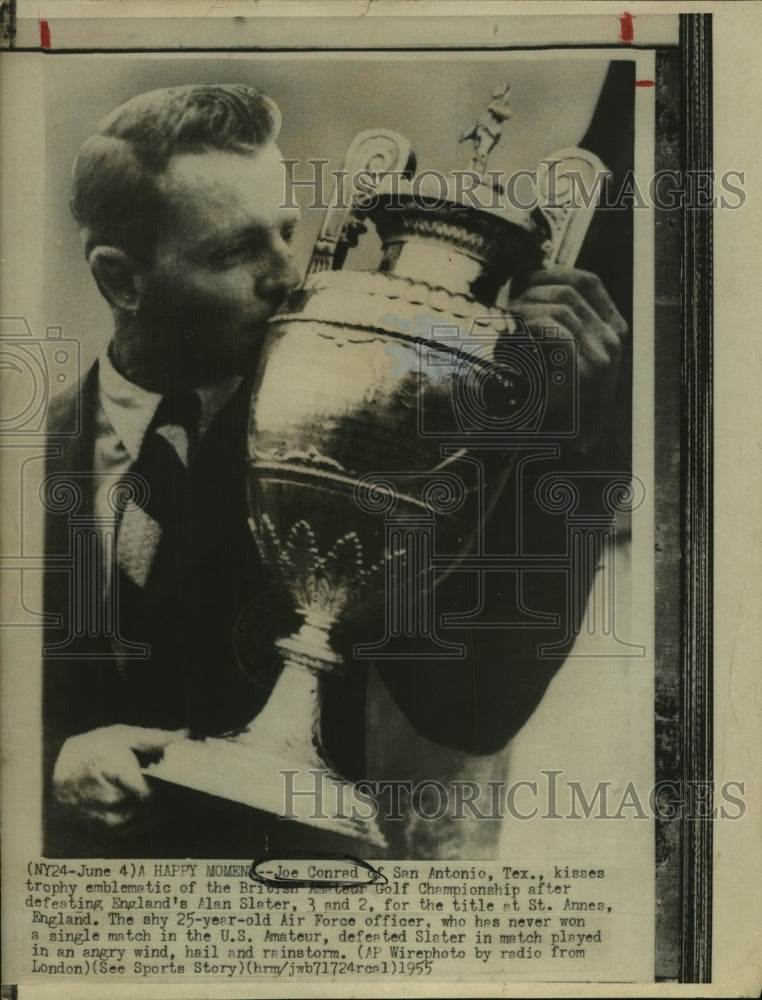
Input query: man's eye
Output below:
<box><xmin>214</xmin><ymin>245</ymin><xmax>250</xmax><ymax>265</ymax></box>
<box><xmin>281</xmin><ymin>223</ymin><xmax>297</xmax><ymax>245</ymax></box>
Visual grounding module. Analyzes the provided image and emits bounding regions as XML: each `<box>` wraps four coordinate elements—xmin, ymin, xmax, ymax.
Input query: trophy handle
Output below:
<box><xmin>534</xmin><ymin>147</ymin><xmax>611</xmax><ymax>267</ymax></box>
<box><xmin>305</xmin><ymin>128</ymin><xmax>416</xmax><ymax>277</ymax></box>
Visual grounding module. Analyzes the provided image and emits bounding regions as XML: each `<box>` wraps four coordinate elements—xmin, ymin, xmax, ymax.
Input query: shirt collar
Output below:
<box><xmin>98</xmin><ymin>350</ymin><xmax>242</xmax><ymax>464</ymax></box>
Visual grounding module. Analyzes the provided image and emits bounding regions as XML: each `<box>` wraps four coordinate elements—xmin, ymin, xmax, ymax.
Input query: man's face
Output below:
<box><xmin>140</xmin><ymin>144</ymin><xmax>301</xmax><ymax>385</ymax></box>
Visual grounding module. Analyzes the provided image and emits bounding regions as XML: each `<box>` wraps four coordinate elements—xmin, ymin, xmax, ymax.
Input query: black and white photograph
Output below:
<box><xmin>0</xmin><ymin>4</ymin><xmax>759</xmax><ymax>995</ymax></box>
<box><xmin>39</xmin><ymin>50</ymin><xmax>641</xmax><ymax>862</ymax></box>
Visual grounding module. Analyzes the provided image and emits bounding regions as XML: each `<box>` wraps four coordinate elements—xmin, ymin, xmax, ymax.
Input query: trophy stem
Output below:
<box><xmin>145</xmin><ymin>612</ymin><xmax>388</xmax><ymax>851</ymax></box>
<box><xmin>274</xmin><ymin>609</ymin><xmax>343</xmax><ymax>675</ymax></box>
<box><xmin>235</xmin><ymin>625</ymin><xmax>388</xmax><ymax>847</ymax></box>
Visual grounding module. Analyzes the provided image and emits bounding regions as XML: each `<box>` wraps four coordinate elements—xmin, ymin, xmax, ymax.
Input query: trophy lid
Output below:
<box><xmin>302</xmin><ymin>82</ymin><xmax>551</xmax><ymax>302</ymax></box>
<box><xmin>356</xmin><ymin>81</ymin><xmax>548</xmax><ymax>299</ymax></box>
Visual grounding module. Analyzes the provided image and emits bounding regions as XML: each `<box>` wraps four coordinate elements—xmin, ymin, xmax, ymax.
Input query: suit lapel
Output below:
<box><xmin>44</xmin><ymin>363</ymin><xmax>100</xmax><ymax>639</ymax></box>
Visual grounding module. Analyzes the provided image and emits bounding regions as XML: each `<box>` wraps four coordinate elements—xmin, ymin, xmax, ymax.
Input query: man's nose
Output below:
<box><xmin>256</xmin><ymin>243</ymin><xmax>301</xmax><ymax>308</ymax></box>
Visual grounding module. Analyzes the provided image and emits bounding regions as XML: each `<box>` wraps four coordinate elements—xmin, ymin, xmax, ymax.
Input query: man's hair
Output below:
<box><xmin>71</xmin><ymin>84</ymin><xmax>282</xmax><ymax>262</ymax></box>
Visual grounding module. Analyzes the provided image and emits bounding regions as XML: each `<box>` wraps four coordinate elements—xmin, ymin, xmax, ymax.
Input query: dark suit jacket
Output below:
<box><xmin>43</xmin><ymin>361</ymin><xmax>574</xmax><ymax>857</ymax></box>
<box><xmin>43</xmin><ymin>363</ymin><xmax>294</xmax><ymax>855</ymax></box>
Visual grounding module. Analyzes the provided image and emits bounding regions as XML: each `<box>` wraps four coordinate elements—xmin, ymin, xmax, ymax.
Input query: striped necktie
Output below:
<box><xmin>112</xmin><ymin>391</ymin><xmax>201</xmax><ymax>646</ymax></box>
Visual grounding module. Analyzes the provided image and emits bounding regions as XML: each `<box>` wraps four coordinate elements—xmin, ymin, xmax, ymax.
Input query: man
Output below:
<box><xmin>44</xmin><ymin>84</ymin><xmax>627</xmax><ymax>857</ymax></box>
<box><xmin>44</xmin><ymin>85</ymin><xmax>302</xmax><ymax>855</ymax></box>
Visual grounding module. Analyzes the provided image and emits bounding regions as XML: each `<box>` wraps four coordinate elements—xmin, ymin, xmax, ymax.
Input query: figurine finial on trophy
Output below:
<box><xmin>459</xmin><ymin>80</ymin><xmax>512</xmax><ymax>178</ymax></box>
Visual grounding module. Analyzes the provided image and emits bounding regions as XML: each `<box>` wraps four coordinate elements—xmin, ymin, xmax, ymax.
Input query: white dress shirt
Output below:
<box><xmin>93</xmin><ymin>350</ymin><xmax>242</xmax><ymax>585</ymax></box>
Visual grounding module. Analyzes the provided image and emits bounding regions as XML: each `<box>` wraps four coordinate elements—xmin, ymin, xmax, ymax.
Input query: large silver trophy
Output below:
<box><xmin>147</xmin><ymin>84</ymin><xmax>607</xmax><ymax>849</ymax></box>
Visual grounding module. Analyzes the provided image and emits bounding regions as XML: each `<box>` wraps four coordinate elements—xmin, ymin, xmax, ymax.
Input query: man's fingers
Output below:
<box><xmin>57</xmin><ymin>777</ymin><xmax>126</xmax><ymax>810</ymax></box>
<box><xmin>56</xmin><ymin>771</ymin><xmax>131</xmax><ymax>814</ymax></box>
<box><xmin>112</xmin><ymin>725</ymin><xmax>190</xmax><ymax>754</ymax></box>
<box><xmin>106</xmin><ymin>758</ymin><xmax>152</xmax><ymax>802</ymax></box>
<box><xmin>520</xmin><ymin>266</ymin><xmax>628</xmax><ymax>338</ymax></box>
<box><xmin>92</xmin><ymin>778</ymin><xmax>132</xmax><ymax>807</ymax></box>
<box><xmin>88</xmin><ymin>804</ymin><xmax>137</xmax><ymax>829</ymax></box>
<box><xmin>52</xmin><ymin>727</ymin><xmax>178</xmax><ymax>818</ymax></box>
<box><xmin>515</xmin><ymin>285</ymin><xmax>623</xmax><ymax>374</ymax></box>
<box><xmin>514</xmin><ymin>303</ymin><xmax>610</xmax><ymax>371</ymax></box>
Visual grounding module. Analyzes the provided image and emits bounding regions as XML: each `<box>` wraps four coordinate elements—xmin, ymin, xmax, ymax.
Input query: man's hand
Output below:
<box><xmin>52</xmin><ymin>725</ymin><xmax>187</xmax><ymax>830</ymax></box>
<box><xmin>509</xmin><ymin>266</ymin><xmax>628</xmax><ymax>454</ymax></box>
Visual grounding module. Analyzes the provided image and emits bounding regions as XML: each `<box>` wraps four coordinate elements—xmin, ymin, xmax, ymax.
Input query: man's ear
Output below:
<box><xmin>87</xmin><ymin>246</ymin><xmax>146</xmax><ymax>312</ymax></box>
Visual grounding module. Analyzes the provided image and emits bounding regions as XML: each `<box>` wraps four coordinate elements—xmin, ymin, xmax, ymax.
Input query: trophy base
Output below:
<box><xmin>145</xmin><ymin>739</ymin><xmax>387</xmax><ymax>850</ymax></box>
<box><xmin>144</xmin><ymin>661</ymin><xmax>387</xmax><ymax>851</ymax></box>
